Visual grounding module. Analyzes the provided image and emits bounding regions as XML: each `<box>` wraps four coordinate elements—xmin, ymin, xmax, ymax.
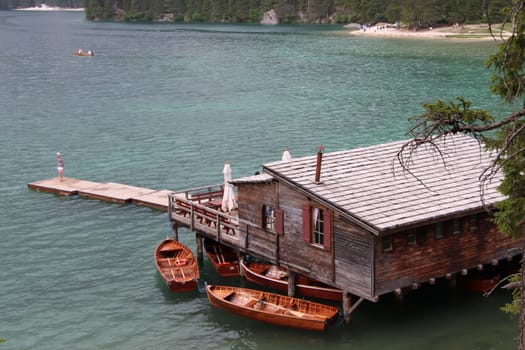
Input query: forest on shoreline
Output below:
<box><xmin>2</xmin><ymin>0</ymin><xmax>511</xmax><ymax>26</ymax></box>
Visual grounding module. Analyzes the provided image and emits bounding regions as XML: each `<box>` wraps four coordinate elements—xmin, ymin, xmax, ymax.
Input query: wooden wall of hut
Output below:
<box><xmin>236</xmin><ymin>180</ymin><xmax>376</xmax><ymax>301</ymax></box>
<box><xmin>374</xmin><ymin>212</ymin><xmax>523</xmax><ymax>295</ymax></box>
<box><xmin>237</xmin><ymin>182</ymin><xmax>280</xmax><ymax>262</ymax></box>
<box><xmin>332</xmin><ymin>212</ymin><xmax>375</xmax><ymax>300</ymax></box>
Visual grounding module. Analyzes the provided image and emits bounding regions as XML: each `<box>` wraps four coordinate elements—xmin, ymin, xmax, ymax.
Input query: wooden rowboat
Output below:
<box><xmin>206</xmin><ymin>284</ymin><xmax>339</xmax><ymax>331</ymax></box>
<box><xmin>74</xmin><ymin>50</ymin><xmax>94</xmax><ymax>56</ymax></box>
<box><xmin>154</xmin><ymin>238</ymin><xmax>199</xmax><ymax>292</ymax></box>
<box><xmin>457</xmin><ymin>273</ymin><xmax>501</xmax><ymax>293</ymax></box>
<box><xmin>240</xmin><ymin>260</ymin><xmax>342</xmax><ymax>301</ymax></box>
<box><xmin>204</xmin><ymin>239</ymin><xmax>240</xmax><ymax>277</ymax></box>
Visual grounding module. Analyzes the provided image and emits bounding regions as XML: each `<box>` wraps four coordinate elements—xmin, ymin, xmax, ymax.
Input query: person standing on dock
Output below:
<box><xmin>56</xmin><ymin>152</ymin><xmax>64</xmax><ymax>182</ymax></box>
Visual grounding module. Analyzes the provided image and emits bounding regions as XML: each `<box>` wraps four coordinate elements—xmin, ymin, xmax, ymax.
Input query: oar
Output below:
<box><xmin>218</xmin><ymin>244</ymin><xmax>226</xmax><ymax>264</ymax></box>
<box><xmin>213</xmin><ymin>244</ymin><xmax>225</xmax><ymax>264</ymax></box>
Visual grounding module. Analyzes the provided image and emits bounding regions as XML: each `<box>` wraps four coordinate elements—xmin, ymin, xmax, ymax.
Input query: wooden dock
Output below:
<box><xmin>27</xmin><ymin>177</ymin><xmax>178</xmax><ymax>211</ymax></box>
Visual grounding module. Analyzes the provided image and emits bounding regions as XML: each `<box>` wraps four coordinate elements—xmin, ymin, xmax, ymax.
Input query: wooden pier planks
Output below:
<box><xmin>27</xmin><ymin>177</ymin><xmax>171</xmax><ymax>211</ymax></box>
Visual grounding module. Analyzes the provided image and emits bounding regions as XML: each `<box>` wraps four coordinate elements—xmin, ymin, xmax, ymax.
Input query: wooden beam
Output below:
<box><xmin>477</xmin><ymin>264</ymin><xmax>483</xmax><ymax>271</ymax></box>
<box><xmin>429</xmin><ymin>278</ymin><xmax>436</xmax><ymax>285</ymax></box>
<box><xmin>171</xmin><ymin>221</ymin><xmax>179</xmax><ymax>242</ymax></box>
<box><xmin>445</xmin><ymin>273</ymin><xmax>452</xmax><ymax>280</ymax></box>
<box><xmin>491</xmin><ymin>259</ymin><xmax>499</xmax><ymax>266</ymax></box>
<box><xmin>411</xmin><ymin>282</ymin><xmax>419</xmax><ymax>290</ymax></box>
<box><xmin>461</xmin><ymin>269</ymin><xmax>468</xmax><ymax>276</ymax></box>
<box><xmin>195</xmin><ymin>234</ymin><xmax>203</xmax><ymax>262</ymax></box>
<box><xmin>342</xmin><ymin>292</ymin><xmax>352</xmax><ymax>326</ymax></box>
<box><xmin>287</xmin><ymin>270</ymin><xmax>296</xmax><ymax>298</ymax></box>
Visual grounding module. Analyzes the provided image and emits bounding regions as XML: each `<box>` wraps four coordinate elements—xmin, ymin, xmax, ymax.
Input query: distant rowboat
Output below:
<box><xmin>154</xmin><ymin>238</ymin><xmax>199</xmax><ymax>292</ymax></box>
<box><xmin>206</xmin><ymin>284</ymin><xmax>339</xmax><ymax>331</ymax></box>
<box><xmin>74</xmin><ymin>50</ymin><xmax>94</xmax><ymax>56</ymax></box>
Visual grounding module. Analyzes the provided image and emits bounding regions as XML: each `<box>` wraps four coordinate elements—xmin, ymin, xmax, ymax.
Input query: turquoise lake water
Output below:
<box><xmin>0</xmin><ymin>10</ymin><xmax>518</xmax><ymax>349</ymax></box>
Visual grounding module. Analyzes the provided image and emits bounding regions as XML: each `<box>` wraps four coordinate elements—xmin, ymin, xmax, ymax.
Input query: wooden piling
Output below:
<box><xmin>171</xmin><ymin>221</ymin><xmax>179</xmax><ymax>241</ymax></box>
<box><xmin>196</xmin><ymin>234</ymin><xmax>203</xmax><ymax>262</ymax></box>
<box><xmin>343</xmin><ymin>292</ymin><xmax>352</xmax><ymax>325</ymax></box>
<box><xmin>287</xmin><ymin>270</ymin><xmax>296</xmax><ymax>297</ymax></box>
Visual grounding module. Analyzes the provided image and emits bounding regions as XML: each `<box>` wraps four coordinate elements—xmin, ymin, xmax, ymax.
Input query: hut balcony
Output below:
<box><xmin>168</xmin><ymin>185</ymin><xmax>242</xmax><ymax>247</ymax></box>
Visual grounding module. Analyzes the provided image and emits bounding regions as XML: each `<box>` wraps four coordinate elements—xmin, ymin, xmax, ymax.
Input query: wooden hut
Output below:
<box><xmin>168</xmin><ymin>134</ymin><xmax>524</xmax><ymax>323</ymax></box>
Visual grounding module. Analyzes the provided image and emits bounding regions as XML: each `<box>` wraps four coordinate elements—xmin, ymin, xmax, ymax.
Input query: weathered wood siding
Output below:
<box><xmin>237</xmin><ymin>181</ymin><xmax>375</xmax><ymax>300</ymax></box>
<box><xmin>332</xmin><ymin>214</ymin><xmax>374</xmax><ymax>299</ymax></box>
<box><xmin>237</xmin><ymin>182</ymin><xmax>279</xmax><ymax>261</ymax></box>
<box><xmin>375</xmin><ymin>213</ymin><xmax>524</xmax><ymax>295</ymax></box>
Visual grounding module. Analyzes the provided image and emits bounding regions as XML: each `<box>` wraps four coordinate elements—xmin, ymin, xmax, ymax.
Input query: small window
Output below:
<box><xmin>452</xmin><ymin>218</ymin><xmax>462</xmax><ymax>235</ymax></box>
<box><xmin>302</xmin><ymin>205</ymin><xmax>332</xmax><ymax>250</ymax></box>
<box><xmin>382</xmin><ymin>236</ymin><xmax>393</xmax><ymax>252</ymax></box>
<box><xmin>312</xmin><ymin>207</ymin><xmax>325</xmax><ymax>246</ymax></box>
<box><xmin>407</xmin><ymin>231</ymin><xmax>416</xmax><ymax>246</ymax></box>
<box><xmin>469</xmin><ymin>214</ymin><xmax>478</xmax><ymax>232</ymax></box>
<box><xmin>416</xmin><ymin>231</ymin><xmax>427</xmax><ymax>245</ymax></box>
<box><xmin>435</xmin><ymin>222</ymin><xmax>443</xmax><ymax>239</ymax></box>
<box><xmin>262</xmin><ymin>205</ymin><xmax>276</xmax><ymax>231</ymax></box>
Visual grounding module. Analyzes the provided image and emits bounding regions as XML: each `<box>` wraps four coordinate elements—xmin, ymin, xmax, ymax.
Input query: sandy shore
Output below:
<box><xmin>348</xmin><ymin>24</ymin><xmax>510</xmax><ymax>41</ymax></box>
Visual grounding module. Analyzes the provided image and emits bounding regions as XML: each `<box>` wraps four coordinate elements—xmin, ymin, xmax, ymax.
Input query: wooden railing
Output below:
<box><xmin>168</xmin><ymin>191</ymin><xmax>239</xmax><ymax>245</ymax></box>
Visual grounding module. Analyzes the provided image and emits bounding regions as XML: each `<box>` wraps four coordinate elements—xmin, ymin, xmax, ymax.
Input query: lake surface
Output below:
<box><xmin>0</xmin><ymin>10</ymin><xmax>517</xmax><ymax>349</ymax></box>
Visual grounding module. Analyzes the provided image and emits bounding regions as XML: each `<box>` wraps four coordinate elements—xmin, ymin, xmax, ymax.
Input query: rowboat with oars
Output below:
<box><xmin>154</xmin><ymin>238</ymin><xmax>199</xmax><ymax>292</ymax></box>
<box><xmin>240</xmin><ymin>260</ymin><xmax>342</xmax><ymax>301</ymax></box>
<box><xmin>206</xmin><ymin>284</ymin><xmax>339</xmax><ymax>331</ymax></box>
<box><xmin>204</xmin><ymin>239</ymin><xmax>240</xmax><ymax>277</ymax></box>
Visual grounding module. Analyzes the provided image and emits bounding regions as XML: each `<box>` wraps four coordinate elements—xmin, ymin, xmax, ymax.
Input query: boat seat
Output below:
<box><xmin>223</xmin><ymin>292</ymin><xmax>235</xmax><ymax>301</ymax></box>
<box><xmin>245</xmin><ymin>298</ymin><xmax>263</xmax><ymax>308</ymax></box>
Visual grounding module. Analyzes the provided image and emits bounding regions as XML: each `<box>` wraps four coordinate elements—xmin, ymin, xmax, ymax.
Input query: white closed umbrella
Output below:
<box><xmin>221</xmin><ymin>162</ymin><xmax>236</xmax><ymax>213</ymax></box>
<box><xmin>282</xmin><ymin>148</ymin><xmax>292</xmax><ymax>161</ymax></box>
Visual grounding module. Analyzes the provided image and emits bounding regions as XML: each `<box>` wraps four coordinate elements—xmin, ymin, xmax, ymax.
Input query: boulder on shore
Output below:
<box><xmin>261</xmin><ymin>9</ymin><xmax>279</xmax><ymax>25</ymax></box>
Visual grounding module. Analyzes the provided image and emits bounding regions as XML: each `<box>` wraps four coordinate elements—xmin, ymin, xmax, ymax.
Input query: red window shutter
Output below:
<box><xmin>275</xmin><ymin>208</ymin><xmax>284</xmax><ymax>235</ymax></box>
<box><xmin>323</xmin><ymin>210</ymin><xmax>333</xmax><ymax>251</ymax></box>
<box><xmin>302</xmin><ymin>204</ymin><xmax>311</xmax><ymax>242</ymax></box>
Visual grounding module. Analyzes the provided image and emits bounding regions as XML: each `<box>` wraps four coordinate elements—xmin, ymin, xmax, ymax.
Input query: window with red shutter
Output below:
<box><xmin>302</xmin><ymin>204</ymin><xmax>311</xmax><ymax>243</ymax></box>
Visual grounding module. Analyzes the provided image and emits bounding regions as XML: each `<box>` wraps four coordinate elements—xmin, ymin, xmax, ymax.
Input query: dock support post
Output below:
<box><xmin>195</xmin><ymin>234</ymin><xmax>203</xmax><ymax>262</ymax></box>
<box><xmin>343</xmin><ymin>291</ymin><xmax>352</xmax><ymax>326</ymax></box>
<box><xmin>447</xmin><ymin>273</ymin><xmax>457</xmax><ymax>289</ymax></box>
<box><xmin>394</xmin><ymin>288</ymin><xmax>405</xmax><ymax>303</ymax></box>
<box><xmin>238</xmin><ymin>253</ymin><xmax>245</xmax><ymax>278</ymax></box>
<box><xmin>171</xmin><ymin>221</ymin><xmax>179</xmax><ymax>241</ymax></box>
<box><xmin>287</xmin><ymin>270</ymin><xmax>296</xmax><ymax>297</ymax></box>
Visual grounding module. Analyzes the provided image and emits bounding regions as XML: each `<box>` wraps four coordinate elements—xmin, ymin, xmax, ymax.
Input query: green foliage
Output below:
<box><xmin>488</xmin><ymin>120</ymin><xmax>525</xmax><ymax>237</ymax></box>
<box><xmin>77</xmin><ymin>0</ymin><xmax>512</xmax><ymax>24</ymax></box>
<box><xmin>407</xmin><ymin>97</ymin><xmax>494</xmax><ymax>139</ymax></box>
<box><xmin>501</xmin><ymin>275</ymin><xmax>522</xmax><ymax>316</ymax></box>
<box><xmin>488</xmin><ymin>33</ymin><xmax>525</xmax><ymax>104</ymax></box>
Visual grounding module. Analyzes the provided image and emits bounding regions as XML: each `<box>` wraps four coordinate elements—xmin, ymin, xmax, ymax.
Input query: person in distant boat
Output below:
<box><xmin>88</xmin><ymin>50</ymin><xmax>93</xmax><ymax>56</ymax></box>
<box><xmin>78</xmin><ymin>49</ymin><xmax>82</xmax><ymax>55</ymax></box>
<box><xmin>56</xmin><ymin>152</ymin><xmax>64</xmax><ymax>182</ymax></box>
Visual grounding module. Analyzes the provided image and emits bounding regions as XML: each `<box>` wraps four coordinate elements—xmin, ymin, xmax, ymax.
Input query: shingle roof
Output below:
<box><xmin>262</xmin><ymin>134</ymin><xmax>505</xmax><ymax>234</ymax></box>
<box><xmin>230</xmin><ymin>173</ymin><xmax>274</xmax><ymax>185</ymax></box>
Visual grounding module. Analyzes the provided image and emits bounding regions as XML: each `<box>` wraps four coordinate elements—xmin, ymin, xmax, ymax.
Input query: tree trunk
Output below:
<box><xmin>518</xmin><ymin>256</ymin><xmax>525</xmax><ymax>350</ymax></box>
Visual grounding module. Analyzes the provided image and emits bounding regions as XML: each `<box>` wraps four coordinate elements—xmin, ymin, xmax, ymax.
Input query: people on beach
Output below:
<box><xmin>56</xmin><ymin>152</ymin><xmax>64</xmax><ymax>182</ymax></box>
